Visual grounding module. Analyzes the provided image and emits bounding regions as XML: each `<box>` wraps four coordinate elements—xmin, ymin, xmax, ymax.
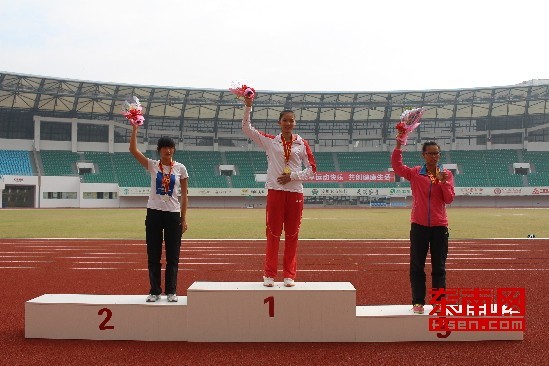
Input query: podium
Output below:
<box><xmin>25</xmin><ymin>282</ymin><xmax>524</xmax><ymax>342</ymax></box>
<box><xmin>187</xmin><ymin>282</ymin><xmax>356</xmax><ymax>342</ymax></box>
<box><xmin>355</xmin><ymin>305</ymin><xmax>523</xmax><ymax>342</ymax></box>
<box><xmin>25</xmin><ymin>294</ymin><xmax>187</xmax><ymax>341</ymax></box>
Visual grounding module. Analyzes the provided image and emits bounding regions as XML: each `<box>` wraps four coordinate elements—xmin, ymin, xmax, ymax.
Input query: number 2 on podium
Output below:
<box><xmin>264</xmin><ymin>296</ymin><xmax>274</xmax><ymax>317</ymax></box>
<box><xmin>98</xmin><ymin>308</ymin><xmax>114</xmax><ymax>330</ymax></box>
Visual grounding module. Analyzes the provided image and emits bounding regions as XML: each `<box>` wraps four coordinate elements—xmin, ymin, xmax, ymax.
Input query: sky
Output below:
<box><xmin>1</xmin><ymin>0</ymin><xmax>547</xmax><ymax>92</ymax></box>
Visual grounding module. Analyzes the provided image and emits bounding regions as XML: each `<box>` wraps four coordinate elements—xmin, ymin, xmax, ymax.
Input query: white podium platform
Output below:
<box><xmin>187</xmin><ymin>281</ymin><xmax>356</xmax><ymax>342</ymax></box>
<box><xmin>25</xmin><ymin>283</ymin><xmax>524</xmax><ymax>342</ymax></box>
<box><xmin>356</xmin><ymin>305</ymin><xmax>523</xmax><ymax>342</ymax></box>
<box><xmin>25</xmin><ymin>294</ymin><xmax>187</xmax><ymax>341</ymax></box>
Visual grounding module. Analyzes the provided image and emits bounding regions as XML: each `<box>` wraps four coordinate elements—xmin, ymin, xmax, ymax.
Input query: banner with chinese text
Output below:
<box><xmin>309</xmin><ymin>172</ymin><xmax>395</xmax><ymax>183</ymax></box>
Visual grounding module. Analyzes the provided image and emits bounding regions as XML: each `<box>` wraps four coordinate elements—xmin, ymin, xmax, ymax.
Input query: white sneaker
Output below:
<box><xmin>167</xmin><ymin>294</ymin><xmax>178</xmax><ymax>302</ymax></box>
<box><xmin>146</xmin><ymin>294</ymin><xmax>160</xmax><ymax>302</ymax></box>
<box><xmin>263</xmin><ymin>276</ymin><xmax>274</xmax><ymax>287</ymax></box>
<box><xmin>283</xmin><ymin>278</ymin><xmax>295</xmax><ymax>287</ymax></box>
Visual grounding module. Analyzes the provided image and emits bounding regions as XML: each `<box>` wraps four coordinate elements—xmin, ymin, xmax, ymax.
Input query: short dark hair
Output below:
<box><xmin>422</xmin><ymin>141</ymin><xmax>440</xmax><ymax>153</ymax></box>
<box><xmin>157</xmin><ymin>136</ymin><xmax>176</xmax><ymax>152</ymax></box>
<box><xmin>279</xmin><ymin>110</ymin><xmax>295</xmax><ymax>121</ymax></box>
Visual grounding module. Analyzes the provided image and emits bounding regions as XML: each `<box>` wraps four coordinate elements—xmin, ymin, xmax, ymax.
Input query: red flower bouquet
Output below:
<box><xmin>122</xmin><ymin>96</ymin><xmax>145</xmax><ymax>126</ymax></box>
<box><xmin>395</xmin><ymin>107</ymin><xmax>424</xmax><ymax>145</ymax></box>
<box><xmin>229</xmin><ymin>83</ymin><xmax>256</xmax><ymax>100</ymax></box>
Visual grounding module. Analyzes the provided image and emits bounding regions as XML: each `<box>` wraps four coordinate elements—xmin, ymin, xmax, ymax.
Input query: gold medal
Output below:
<box><xmin>281</xmin><ymin>134</ymin><xmax>293</xmax><ymax>175</ymax></box>
<box><xmin>163</xmin><ymin>195</ymin><xmax>169</xmax><ymax>202</ymax></box>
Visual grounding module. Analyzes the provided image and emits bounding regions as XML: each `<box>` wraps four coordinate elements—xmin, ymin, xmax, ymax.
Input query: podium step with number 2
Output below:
<box><xmin>25</xmin><ymin>294</ymin><xmax>187</xmax><ymax>341</ymax></box>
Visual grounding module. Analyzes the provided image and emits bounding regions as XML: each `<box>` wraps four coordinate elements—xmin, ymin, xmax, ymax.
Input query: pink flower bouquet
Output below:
<box><xmin>229</xmin><ymin>83</ymin><xmax>256</xmax><ymax>100</ymax></box>
<box><xmin>395</xmin><ymin>107</ymin><xmax>424</xmax><ymax>145</ymax></box>
<box><xmin>122</xmin><ymin>96</ymin><xmax>145</xmax><ymax>126</ymax></box>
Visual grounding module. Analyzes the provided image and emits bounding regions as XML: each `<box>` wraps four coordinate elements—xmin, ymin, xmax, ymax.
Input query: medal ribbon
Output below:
<box><xmin>158</xmin><ymin>161</ymin><xmax>173</xmax><ymax>194</ymax></box>
<box><xmin>427</xmin><ymin>167</ymin><xmax>440</xmax><ymax>184</ymax></box>
<box><xmin>281</xmin><ymin>134</ymin><xmax>293</xmax><ymax>166</ymax></box>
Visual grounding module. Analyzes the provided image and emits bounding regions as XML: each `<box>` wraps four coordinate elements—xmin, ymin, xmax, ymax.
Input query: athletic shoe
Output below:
<box><xmin>263</xmin><ymin>276</ymin><xmax>274</xmax><ymax>287</ymax></box>
<box><xmin>412</xmin><ymin>304</ymin><xmax>424</xmax><ymax>314</ymax></box>
<box><xmin>146</xmin><ymin>294</ymin><xmax>161</xmax><ymax>302</ymax></box>
<box><xmin>283</xmin><ymin>278</ymin><xmax>295</xmax><ymax>287</ymax></box>
<box><xmin>167</xmin><ymin>294</ymin><xmax>178</xmax><ymax>302</ymax></box>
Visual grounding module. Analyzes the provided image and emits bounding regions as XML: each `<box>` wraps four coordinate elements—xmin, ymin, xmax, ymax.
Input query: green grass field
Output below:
<box><xmin>0</xmin><ymin>207</ymin><xmax>547</xmax><ymax>239</ymax></box>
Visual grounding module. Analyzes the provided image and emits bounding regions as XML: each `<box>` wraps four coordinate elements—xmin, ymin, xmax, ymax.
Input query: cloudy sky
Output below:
<box><xmin>1</xmin><ymin>0</ymin><xmax>547</xmax><ymax>92</ymax></box>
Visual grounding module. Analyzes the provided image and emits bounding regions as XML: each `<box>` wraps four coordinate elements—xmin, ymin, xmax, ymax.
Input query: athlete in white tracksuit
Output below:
<box><xmin>242</xmin><ymin>97</ymin><xmax>317</xmax><ymax>286</ymax></box>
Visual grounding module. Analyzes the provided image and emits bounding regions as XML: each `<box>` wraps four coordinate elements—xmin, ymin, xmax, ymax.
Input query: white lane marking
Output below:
<box><xmin>73</xmin><ymin>268</ymin><xmax>195</xmax><ymax>271</ymax></box>
<box><xmin>71</xmin><ymin>268</ymin><xmax>128</xmax><ymax>270</ymax></box>
<box><xmin>2</xmin><ymin>238</ymin><xmax>547</xmax><ymax>242</ymax></box>
<box><xmin>74</xmin><ymin>261</ymin><xmax>141</xmax><ymax>264</ymax></box>
<box><xmin>64</xmin><ymin>256</ymin><xmax>137</xmax><ymax>259</ymax></box>
<box><xmin>184</xmin><ymin>263</ymin><xmax>235</xmax><ymax>265</ymax></box>
<box><xmin>452</xmin><ymin>268</ymin><xmax>549</xmax><ymax>271</ymax></box>
<box><xmin>15</xmin><ymin>245</ymin><xmax>106</xmax><ymax>248</ymax></box>
<box><xmin>232</xmin><ymin>269</ymin><xmax>358</xmax><ymax>272</ymax></box>
<box><xmin>201</xmin><ymin>253</ymin><xmax>263</xmax><ymax>256</ymax></box>
<box><xmin>184</xmin><ymin>246</ymin><xmax>260</xmax><ymax>249</ymax></box>
<box><xmin>0</xmin><ymin>255</ymin><xmax>46</xmax><ymax>258</ymax></box>
<box><xmin>0</xmin><ymin>260</ymin><xmax>53</xmax><ymax>263</ymax></box>
<box><xmin>0</xmin><ymin>252</ymin><xmax>57</xmax><ymax>254</ymax></box>
<box><xmin>447</xmin><ymin>257</ymin><xmax>518</xmax><ymax>260</ymax></box>
<box><xmin>448</xmin><ymin>249</ymin><xmax>532</xmax><ymax>252</ymax></box>
<box><xmin>85</xmin><ymin>253</ymin><xmax>142</xmax><ymax>255</ymax></box>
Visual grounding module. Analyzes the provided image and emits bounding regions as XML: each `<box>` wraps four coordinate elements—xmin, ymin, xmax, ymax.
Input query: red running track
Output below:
<box><xmin>1</xmin><ymin>238</ymin><xmax>548</xmax><ymax>365</ymax></box>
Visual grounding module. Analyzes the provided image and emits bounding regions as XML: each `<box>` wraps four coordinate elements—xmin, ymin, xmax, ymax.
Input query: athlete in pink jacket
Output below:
<box><xmin>391</xmin><ymin>135</ymin><xmax>455</xmax><ymax>314</ymax></box>
<box><xmin>242</xmin><ymin>97</ymin><xmax>316</xmax><ymax>287</ymax></box>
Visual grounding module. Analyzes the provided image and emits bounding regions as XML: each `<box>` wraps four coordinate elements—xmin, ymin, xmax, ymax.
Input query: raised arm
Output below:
<box><xmin>129</xmin><ymin>124</ymin><xmax>148</xmax><ymax>169</ymax></box>
<box><xmin>241</xmin><ymin>97</ymin><xmax>271</xmax><ymax>149</ymax></box>
<box><xmin>391</xmin><ymin>131</ymin><xmax>413</xmax><ymax>181</ymax></box>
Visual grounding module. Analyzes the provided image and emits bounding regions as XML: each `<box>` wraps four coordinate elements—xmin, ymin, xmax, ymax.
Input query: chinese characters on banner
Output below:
<box><xmin>428</xmin><ymin>288</ymin><xmax>525</xmax><ymax>333</ymax></box>
<box><xmin>309</xmin><ymin>172</ymin><xmax>395</xmax><ymax>182</ymax></box>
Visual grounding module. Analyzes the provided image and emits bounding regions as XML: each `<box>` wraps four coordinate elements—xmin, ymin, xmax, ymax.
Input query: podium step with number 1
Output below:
<box><xmin>187</xmin><ymin>281</ymin><xmax>356</xmax><ymax>342</ymax></box>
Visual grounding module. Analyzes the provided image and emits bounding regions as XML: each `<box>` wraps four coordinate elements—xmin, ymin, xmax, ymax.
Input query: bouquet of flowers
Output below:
<box><xmin>122</xmin><ymin>96</ymin><xmax>145</xmax><ymax>126</ymax></box>
<box><xmin>395</xmin><ymin>107</ymin><xmax>424</xmax><ymax>145</ymax></box>
<box><xmin>229</xmin><ymin>83</ymin><xmax>256</xmax><ymax>100</ymax></box>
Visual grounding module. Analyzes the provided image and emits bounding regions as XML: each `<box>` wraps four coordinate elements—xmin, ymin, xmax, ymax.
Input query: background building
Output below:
<box><xmin>1</xmin><ymin>71</ymin><xmax>548</xmax><ymax>208</ymax></box>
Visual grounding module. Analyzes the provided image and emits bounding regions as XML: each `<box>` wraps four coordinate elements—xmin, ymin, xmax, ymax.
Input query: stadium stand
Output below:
<box><xmin>336</xmin><ymin>152</ymin><xmax>402</xmax><ymax>188</ymax></box>
<box><xmin>450</xmin><ymin>150</ymin><xmax>522</xmax><ymax>187</ymax></box>
<box><xmin>175</xmin><ymin>151</ymin><xmax>228</xmax><ymax>188</ymax></box>
<box><xmin>112</xmin><ymin>152</ymin><xmax>153</xmax><ymax>187</ymax></box>
<box><xmin>303</xmin><ymin>152</ymin><xmax>340</xmax><ymax>188</ymax></box>
<box><xmin>81</xmin><ymin>152</ymin><xmax>117</xmax><ymax>183</ymax></box>
<box><xmin>1</xmin><ymin>72</ymin><xmax>548</xmax><ymax>208</ymax></box>
<box><xmin>32</xmin><ymin>149</ymin><xmax>549</xmax><ymax>189</ymax></box>
<box><xmin>523</xmin><ymin>151</ymin><xmax>549</xmax><ymax>187</ymax></box>
<box><xmin>225</xmin><ymin>151</ymin><xmax>265</xmax><ymax>188</ymax></box>
<box><xmin>40</xmin><ymin>150</ymin><xmax>80</xmax><ymax>176</ymax></box>
<box><xmin>0</xmin><ymin>150</ymin><xmax>33</xmax><ymax>176</ymax></box>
